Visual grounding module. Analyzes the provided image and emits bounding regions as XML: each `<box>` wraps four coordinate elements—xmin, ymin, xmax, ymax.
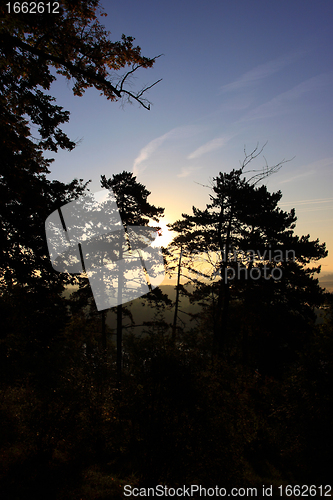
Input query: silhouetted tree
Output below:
<box><xmin>0</xmin><ymin>6</ymin><xmax>162</xmax><ymax>496</ymax></box>
<box><xmin>0</xmin><ymin>0</ymin><xmax>161</xmax><ymax>379</ymax></box>
<box><xmin>0</xmin><ymin>0</ymin><xmax>160</xmax><ymax>292</ymax></box>
<box><xmin>100</xmin><ymin>172</ymin><xmax>164</xmax><ymax>382</ymax></box>
<box><xmin>169</xmin><ymin>145</ymin><xmax>327</xmax><ymax>360</ymax></box>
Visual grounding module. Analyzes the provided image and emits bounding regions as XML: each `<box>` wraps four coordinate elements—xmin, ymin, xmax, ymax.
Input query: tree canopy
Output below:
<box><xmin>169</xmin><ymin>146</ymin><xmax>327</xmax><ymax>360</ymax></box>
<box><xmin>0</xmin><ymin>0</ymin><xmax>160</xmax><ymax>114</ymax></box>
<box><xmin>0</xmin><ymin>0</ymin><xmax>160</xmax><ymax>294</ymax></box>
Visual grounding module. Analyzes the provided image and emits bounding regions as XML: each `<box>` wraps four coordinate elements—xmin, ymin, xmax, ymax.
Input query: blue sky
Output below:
<box><xmin>47</xmin><ymin>0</ymin><xmax>333</xmax><ymax>274</ymax></box>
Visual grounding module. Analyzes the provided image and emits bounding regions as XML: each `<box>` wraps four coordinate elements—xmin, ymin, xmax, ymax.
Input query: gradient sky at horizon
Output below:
<box><xmin>46</xmin><ymin>0</ymin><xmax>333</xmax><ymax>274</ymax></box>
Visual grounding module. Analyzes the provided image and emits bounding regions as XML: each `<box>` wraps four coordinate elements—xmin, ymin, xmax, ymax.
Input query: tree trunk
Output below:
<box><xmin>116</xmin><ymin>303</ymin><xmax>122</xmax><ymax>385</ymax></box>
<box><xmin>172</xmin><ymin>246</ymin><xmax>182</xmax><ymax>342</ymax></box>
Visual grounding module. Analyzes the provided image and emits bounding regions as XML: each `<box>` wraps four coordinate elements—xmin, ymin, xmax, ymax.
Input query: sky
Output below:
<box><xmin>47</xmin><ymin>0</ymin><xmax>333</xmax><ymax>278</ymax></box>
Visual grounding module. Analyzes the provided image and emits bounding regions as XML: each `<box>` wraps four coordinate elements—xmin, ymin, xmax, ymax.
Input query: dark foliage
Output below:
<box><xmin>1</xmin><ymin>4</ymin><xmax>332</xmax><ymax>498</ymax></box>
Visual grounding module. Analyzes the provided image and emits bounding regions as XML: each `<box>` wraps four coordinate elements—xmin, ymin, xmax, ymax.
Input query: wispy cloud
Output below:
<box><xmin>280</xmin><ymin>171</ymin><xmax>315</xmax><ymax>184</ymax></box>
<box><xmin>280</xmin><ymin>158</ymin><xmax>333</xmax><ymax>184</ymax></box>
<box><xmin>133</xmin><ymin>131</ymin><xmax>172</xmax><ymax>176</ymax></box>
<box><xmin>277</xmin><ymin>197</ymin><xmax>333</xmax><ymax>214</ymax></box>
<box><xmin>187</xmin><ymin>135</ymin><xmax>231</xmax><ymax>160</ymax></box>
<box><xmin>177</xmin><ymin>166</ymin><xmax>202</xmax><ymax>178</ymax></box>
<box><xmin>241</xmin><ymin>73</ymin><xmax>333</xmax><ymax>121</ymax></box>
<box><xmin>223</xmin><ymin>94</ymin><xmax>255</xmax><ymax>111</ymax></box>
<box><xmin>301</xmin><ymin>157</ymin><xmax>333</xmax><ymax>170</ymax></box>
<box><xmin>279</xmin><ymin>197</ymin><xmax>333</xmax><ymax>207</ymax></box>
<box><xmin>133</xmin><ymin>126</ymin><xmax>201</xmax><ymax>176</ymax></box>
<box><xmin>220</xmin><ymin>50</ymin><xmax>304</xmax><ymax>92</ymax></box>
<box><xmin>293</xmin><ymin>206</ymin><xmax>333</xmax><ymax>213</ymax></box>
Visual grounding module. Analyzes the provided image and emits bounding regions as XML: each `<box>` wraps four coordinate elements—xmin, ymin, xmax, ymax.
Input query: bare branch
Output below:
<box><xmin>246</xmin><ymin>156</ymin><xmax>295</xmax><ymax>185</ymax></box>
<box><xmin>118</xmin><ymin>54</ymin><xmax>163</xmax><ymax>91</ymax></box>
<box><xmin>194</xmin><ymin>181</ymin><xmax>212</xmax><ymax>189</ymax></box>
<box><xmin>239</xmin><ymin>142</ymin><xmax>295</xmax><ymax>185</ymax></box>
<box><xmin>117</xmin><ymin>54</ymin><xmax>163</xmax><ymax>109</ymax></box>
<box><xmin>120</xmin><ymin>78</ymin><xmax>163</xmax><ymax>109</ymax></box>
<box><xmin>240</xmin><ymin>141</ymin><xmax>268</xmax><ymax>171</ymax></box>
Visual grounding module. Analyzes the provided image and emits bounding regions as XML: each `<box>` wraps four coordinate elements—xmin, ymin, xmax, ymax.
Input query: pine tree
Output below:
<box><xmin>100</xmin><ymin>172</ymin><xmax>164</xmax><ymax>383</ymax></box>
<box><xmin>169</xmin><ymin>146</ymin><xmax>327</xmax><ymax>360</ymax></box>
